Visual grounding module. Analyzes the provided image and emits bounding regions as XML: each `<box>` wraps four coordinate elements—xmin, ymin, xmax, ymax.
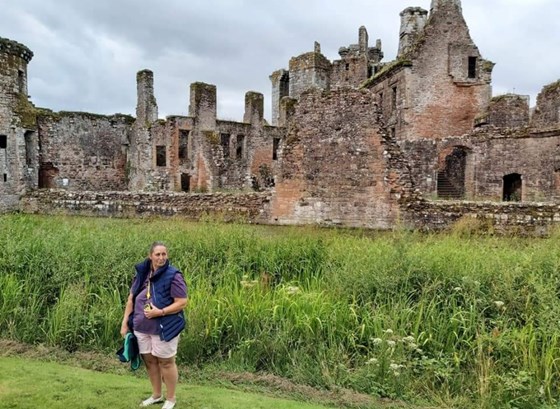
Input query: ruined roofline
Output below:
<box><xmin>0</xmin><ymin>36</ymin><xmax>33</xmax><ymax>62</ymax></box>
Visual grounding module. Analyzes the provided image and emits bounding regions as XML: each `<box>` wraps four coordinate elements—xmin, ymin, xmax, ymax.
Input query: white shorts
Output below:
<box><xmin>134</xmin><ymin>331</ymin><xmax>180</xmax><ymax>359</ymax></box>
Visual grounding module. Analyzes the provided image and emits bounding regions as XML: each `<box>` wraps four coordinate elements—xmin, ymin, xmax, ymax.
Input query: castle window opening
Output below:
<box><xmin>181</xmin><ymin>173</ymin><xmax>190</xmax><ymax>192</ymax></box>
<box><xmin>345</xmin><ymin>63</ymin><xmax>350</xmax><ymax>71</ymax></box>
<box><xmin>272</xmin><ymin>138</ymin><xmax>280</xmax><ymax>160</ymax></box>
<box><xmin>3</xmin><ymin>174</ymin><xmax>7</xmax><ymax>183</ymax></box>
<box><xmin>391</xmin><ymin>86</ymin><xmax>397</xmax><ymax>110</ymax></box>
<box><xmin>503</xmin><ymin>173</ymin><xmax>522</xmax><ymax>201</ymax></box>
<box><xmin>236</xmin><ymin>134</ymin><xmax>245</xmax><ymax>160</ymax></box>
<box><xmin>24</xmin><ymin>131</ymin><xmax>34</xmax><ymax>167</ymax></box>
<box><xmin>468</xmin><ymin>56</ymin><xmax>477</xmax><ymax>79</ymax></box>
<box><xmin>18</xmin><ymin>70</ymin><xmax>24</xmax><ymax>93</ymax></box>
<box><xmin>156</xmin><ymin>145</ymin><xmax>166</xmax><ymax>167</ymax></box>
<box><xmin>0</xmin><ymin>134</ymin><xmax>6</xmax><ymax>149</ymax></box>
<box><xmin>367</xmin><ymin>66</ymin><xmax>373</xmax><ymax>78</ymax></box>
<box><xmin>221</xmin><ymin>133</ymin><xmax>230</xmax><ymax>158</ymax></box>
<box><xmin>178</xmin><ymin>130</ymin><xmax>189</xmax><ymax>164</ymax></box>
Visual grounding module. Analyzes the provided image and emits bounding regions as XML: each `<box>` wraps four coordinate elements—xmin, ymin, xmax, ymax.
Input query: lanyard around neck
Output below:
<box><xmin>146</xmin><ymin>271</ymin><xmax>154</xmax><ymax>299</ymax></box>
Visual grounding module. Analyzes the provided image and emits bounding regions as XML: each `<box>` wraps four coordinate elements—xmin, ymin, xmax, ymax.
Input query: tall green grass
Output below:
<box><xmin>1</xmin><ymin>214</ymin><xmax>559</xmax><ymax>408</ymax></box>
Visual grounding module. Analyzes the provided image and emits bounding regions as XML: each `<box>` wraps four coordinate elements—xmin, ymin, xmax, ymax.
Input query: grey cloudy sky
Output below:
<box><xmin>1</xmin><ymin>0</ymin><xmax>557</xmax><ymax>122</ymax></box>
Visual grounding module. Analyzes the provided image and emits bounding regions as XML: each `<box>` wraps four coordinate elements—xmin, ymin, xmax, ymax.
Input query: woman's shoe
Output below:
<box><xmin>140</xmin><ymin>396</ymin><xmax>164</xmax><ymax>406</ymax></box>
<box><xmin>161</xmin><ymin>400</ymin><xmax>176</xmax><ymax>409</ymax></box>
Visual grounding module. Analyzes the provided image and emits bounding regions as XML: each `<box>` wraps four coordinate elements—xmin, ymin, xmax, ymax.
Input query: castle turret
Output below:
<box><xmin>0</xmin><ymin>37</ymin><xmax>37</xmax><ymax>210</ymax></box>
<box><xmin>398</xmin><ymin>7</ymin><xmax>428</xmax><ymax>58</ymax></box>
<box><xmin>288</xmin><ymin>43</ymin><xmax>331</xmax><ymax>100</ymax></box>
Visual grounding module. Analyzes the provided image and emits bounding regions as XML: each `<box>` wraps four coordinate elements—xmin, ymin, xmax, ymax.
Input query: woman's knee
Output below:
<box><xmin>142</xmin><ymin>353</ymin><xmax>159</xmax><ymax>367</ymax></box>
<box><xmin>158</xmin><ymin>356</ymin><xmax>176</xmax><ymax>369</ymax></box>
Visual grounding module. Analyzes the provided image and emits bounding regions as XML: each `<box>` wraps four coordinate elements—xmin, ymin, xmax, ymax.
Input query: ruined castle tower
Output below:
<box><xmin>331</xmin><ymin>26</ymin><xmax>384</xmax><ymax>89</ymax></box>
<box><xmin>127</xmin><ymin>69</ymin><xmax>159</xmax><ymax>191</ymax></box>
<box><xmin>398</xmin><ymin>7</ymin><xmax>428</xmax><ymax>58</ymax></box>
<box><xmin>0</xmin><ymin>37</ymin><xmax>37</xmax><ymax>210</ymax></box>
<box><xmin>366</xmin><ymin>0</ymin><xmax>493</xmax><ymax>142</ymax></box>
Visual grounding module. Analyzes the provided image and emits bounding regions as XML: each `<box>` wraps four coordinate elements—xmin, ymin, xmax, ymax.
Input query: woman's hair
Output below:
<box><xmin>149</xmin><ymin>241</ymin><xmax>167</xmax><ymax>255</ymax></box>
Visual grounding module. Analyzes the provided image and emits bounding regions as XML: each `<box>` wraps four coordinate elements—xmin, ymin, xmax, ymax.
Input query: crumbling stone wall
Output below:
<box><xmin>405</xmin><ymin>199</ymin><xmax>560</xmax><ymax>236</ymax></box>
<box><xmin>271</xmin><ymin>88</ymin><xmax>409</xmax><ymax>228</ymax></box>
<box><xmin>21</xmin><ymin>189</ymin><xmax>271</xmax><ymax>223</ymax></box>
<box><xmin>485</xmin><ymin>94</ymin><xmax>530</xmax><ymax>128</ymax></box>
<box><xmin>531</xmin><ymin>80</ymin><xmax>560</xmax><ymax>129</ymax></box>
<box><xmin>402</xmin><ymin>128</ymin><xmax>560</xmax><ymax>202</ymax></box>
<box><xmin>37</xmin><ymin>112</ymin><xmax>133</xmax><ymax>191</ymax></box>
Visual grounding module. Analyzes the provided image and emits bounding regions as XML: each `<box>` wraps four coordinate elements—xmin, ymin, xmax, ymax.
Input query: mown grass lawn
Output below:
<box><xmin>0</xmin><ymin>356</ymin><xmax>352</xmax><ymax>409</ymax></box>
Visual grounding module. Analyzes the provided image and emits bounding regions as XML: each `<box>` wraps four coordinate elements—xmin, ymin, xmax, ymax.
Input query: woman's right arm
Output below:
<box><xmin>120</xmin><ymin>293</ymin><xmax>133</xmax><ymax>337</ymax></box>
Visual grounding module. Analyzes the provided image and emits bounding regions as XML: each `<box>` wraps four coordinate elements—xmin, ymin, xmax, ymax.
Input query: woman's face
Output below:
<box><xmin>149</xmin><ymin>245</ymin><xmax>168</xmax><ymax>270</ymax></box>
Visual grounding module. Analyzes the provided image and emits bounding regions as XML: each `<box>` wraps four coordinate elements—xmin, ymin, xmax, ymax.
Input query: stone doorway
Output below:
<box><xmin>39</xmin><ymin>162</ymin><xmax>58</xmax><ymax>188</ymax></box>
<box><xmin>437</xmin><ymin>146</ymin><xmax>469</xmax><ymax>199</ymax></box>
<box><xmin>503</xmin><ymin>173</ymin><xmax>522</xmax><ymax>201</ymax></box>
<box><xmin>181</xmin><ymin>173</ymin><xmax>190</xmax><ymax>192</ymax></box>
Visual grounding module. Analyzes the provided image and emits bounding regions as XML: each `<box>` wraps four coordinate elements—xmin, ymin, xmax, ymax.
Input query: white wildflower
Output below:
<box><xmin>453</xmin><ymin>287</ymin><xmax>462</xmax><ymax>292</ymax></box>
<box><xmin>494</xmin><ymin>301</ymin><xmax>505</xmax><ymax>309</ymax></box>
<box><xmin>386</xmin><ymin>340</ymin><xmax>396</xmax><ymax>348</ymax></box>
<box><xmin>402</xmin><ymin>336</ymin><xmax>415</xmax><ymax>343</ymax></box>
<box><xmin>384</xmin><ymin>329</ymin><xmax>394</xmax><ymax>335</ymax></box>
<box><xmin>286</xmin><ymin>286</ymin><xmax>300</xmax><ymax>295</ymax></box>
<box><xmin>366</xmin><ymin>357</ymin><xmax>378</xmax><ymax>365</ymax></box>
<box><xmin>371</xmin><ymin>338</ymin><xmax>383</xmax><ymax>345</ymax></box>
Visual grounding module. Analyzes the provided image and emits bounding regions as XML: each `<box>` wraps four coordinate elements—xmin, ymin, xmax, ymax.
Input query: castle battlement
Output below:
<box><xmin>0</xmin><ymin>37</ymin><xmax>33</xmax><ymax>63</ymax></box>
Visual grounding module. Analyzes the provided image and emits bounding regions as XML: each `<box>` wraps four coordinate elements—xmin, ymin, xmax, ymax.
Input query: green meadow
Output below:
<box><xmin>1</xmin><ymin>214</ymin><xmax>559</xmax><ymax>408</ymax></box>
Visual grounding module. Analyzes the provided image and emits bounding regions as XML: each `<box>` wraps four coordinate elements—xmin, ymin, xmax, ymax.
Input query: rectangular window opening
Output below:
<box><xmin>18</xmin><ymin>70</ymin><xmax>25</xmax><ymax>93</ymax></box>
<box><xmin>391</xmin><ymin>86</ymin><xmax>397</xmax><ymax>110</ymax></box>
<box><xmin>178</xmin><ymin>130</ymin><xmax>189</xmax><ymax>163</ymax></box>
<box><xmin>0</xmin><ymin>135</ymin><xmax>7</xmax><ymax>149</ymax></box>
<box><xmin>3</xmin><ymin>174</ymin><xmax>7</xmax><ymax>183</ymax></box>
<box><xmin>468</xmin><ymin>56</ymin><xmax>477</xmax><ymax>79</ymax></box>
<box><xmin>272</xmin><ymin>138</ymin><xmax>280</xmax><ymax>160</ymax></box>
<box><xmin>221</xmin><ymin>133</ymin><xmax>230</xmax><ymax>158</ymax></box>
<box><xmin>156</xmin><ymin>145</ymin><xmax>166</xmax><ymax>167</ymax></box>
<box><xmin>236</xmin><ymin>134</ymin><xmax>245</xmax><ymax>160</ymax></box>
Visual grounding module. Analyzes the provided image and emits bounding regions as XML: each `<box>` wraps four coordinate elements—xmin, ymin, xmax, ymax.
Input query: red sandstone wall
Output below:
<box><xmin>271</xmin><ymin>88</ymin><xmax>402</xmax><ymax>229</ymax></box>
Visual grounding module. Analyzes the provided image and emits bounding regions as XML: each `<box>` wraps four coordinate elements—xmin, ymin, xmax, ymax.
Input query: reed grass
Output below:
<box><xmin>0</xmin><ymin>214</ymin><xmax>558</xmax><ymax>408</ymax></box>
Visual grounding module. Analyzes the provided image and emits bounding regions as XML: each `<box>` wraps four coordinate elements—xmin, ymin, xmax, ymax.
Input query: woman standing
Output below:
<box><xmin>121</xmin><ymin>242</ymin><xmax>188</xmax><ymax>409</ymax></box>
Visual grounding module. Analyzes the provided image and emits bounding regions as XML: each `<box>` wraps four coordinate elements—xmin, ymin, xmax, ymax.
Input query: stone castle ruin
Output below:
<box><xmin>2</xmin><ymin>0</ymin><xmax>560</xmax><ymax>233</ymax></box>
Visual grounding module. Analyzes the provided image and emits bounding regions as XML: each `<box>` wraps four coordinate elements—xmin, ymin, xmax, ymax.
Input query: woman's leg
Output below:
<box><xmin>158</xmin><ymin>356</ymin><xmax>178</xmax><ymax>402</ymax></box>
<box><xmin>142</xmin><ymin>353</ymin><xmax>163</xmax><ymax>398</ymax></box>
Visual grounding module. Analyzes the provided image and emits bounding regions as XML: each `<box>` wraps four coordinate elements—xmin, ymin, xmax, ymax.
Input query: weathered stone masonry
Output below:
<box><xmin>2</xmin><ymin>0</ymin><xmax>560</xmax><ymax>234</ymax></box>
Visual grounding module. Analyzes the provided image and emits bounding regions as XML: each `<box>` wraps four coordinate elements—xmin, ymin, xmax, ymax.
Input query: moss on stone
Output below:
<box><xmin>360</xmin><ymin>59</ymin><xmax>412</xmax><ymax>88</ymax></box>
<box><xmin>203</xmin><ymin>130</ymin><xmax>220</xmax><ymax>145</ymax></box>
<box><xmin>542</xmin><ymin>80</ymin><xmax>560</xmax><ymax>94</ymax></box>
<box><xmin>14</xmin><ymin>93</ymin><xmax>38</xmax><ymax>129</ymax></box>
<box><xmin>481</xmin><ymin>59</ymin><xmax>495</xmax><ymax>73</ymax></box>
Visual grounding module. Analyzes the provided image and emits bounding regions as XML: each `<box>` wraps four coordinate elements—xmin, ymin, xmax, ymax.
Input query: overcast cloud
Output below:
<box><xmin>1</xmin><ymin>0</ymin><xmax>557</xmax><ymax>122</ymax></box>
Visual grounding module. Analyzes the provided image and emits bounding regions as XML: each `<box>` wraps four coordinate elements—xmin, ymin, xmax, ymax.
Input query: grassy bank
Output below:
<box><xmin>0</xmin><ymin>214</ymin><xmax>559</xmax><ymax>408</ymax></box>
<box><xmin>0</xmin><ymin>356</ymin><xmax>345</xmax><ymax>409</ymax></box>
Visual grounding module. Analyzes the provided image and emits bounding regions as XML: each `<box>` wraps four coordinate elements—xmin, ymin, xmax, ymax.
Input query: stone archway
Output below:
<box><xmin>437</xmin><ymin>146</ymin><xmax>472</xmax><ymax>199</ymax></box>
